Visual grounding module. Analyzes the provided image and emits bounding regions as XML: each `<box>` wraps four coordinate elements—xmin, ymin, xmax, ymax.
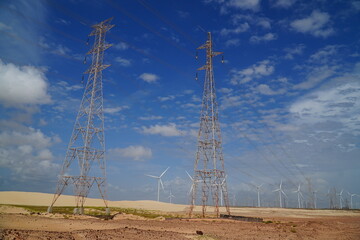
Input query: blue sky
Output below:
<box><xmin>0</xmin><ymin>0</ymin><xmax>359</xmax><ymax>208</ymax></box>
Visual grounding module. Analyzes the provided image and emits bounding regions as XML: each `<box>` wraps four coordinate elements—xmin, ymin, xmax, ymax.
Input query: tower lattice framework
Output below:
<box><xmin>48</xmin><ymin>18</ymin><xmax>114</xmax><ymax>214</ymax></box>
<box><xmin>189</xmin><ymin>32</ymin><xmax>231</xmax><ymax>217</ymax></box>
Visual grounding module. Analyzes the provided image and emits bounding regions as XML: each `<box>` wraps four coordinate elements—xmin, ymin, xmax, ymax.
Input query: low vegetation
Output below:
<box><xmin>2</xmin><ymin>204</ymin><xmax>182</xmax><ymax>219</ymax></box>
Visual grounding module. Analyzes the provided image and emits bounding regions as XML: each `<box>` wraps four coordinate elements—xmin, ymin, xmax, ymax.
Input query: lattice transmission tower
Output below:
<box><xmin>48</xmin><ymin>18</ymin><xmax>114</xmax><ymax>214</ymax></box>
<box><xmin>189</xmin><ymin>32</ymin><xmax>231</xmax><ymax>218</ymax></box>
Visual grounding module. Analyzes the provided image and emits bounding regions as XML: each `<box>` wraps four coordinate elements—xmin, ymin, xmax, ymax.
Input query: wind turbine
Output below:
<box><xmin>348</xmin><ymin>192</ymin><xmax>357</xmax><ymax>209</ymax></box>
<box><xmin>186</xmin><ymin>171</ymin><xmax>201</xmax><ymax>195</ymax></box>
<box><xmin>273</xmin><ymin>180</ymin><xmax>287</xmax><ymax>208</ymax></box>
<box><xmin>338</xmin><ymin>190</ymin><xmax>344</xmax><ymax>209</ymax></box>
<box><xmin>168</xmin><ymin>188</ymin><xmax>175</xmax><ymax>204</ymax></box>
<box><xmin>218</xmin><ymin>176</ymin><xmax>227</xmax><ymax>206</ymax></box>
<box><xmin>294</xmin><ymin>184</ymin><xmax>304</xmax><ymax>208</ymax></box>
<box><xmin>255</xmin><ymin>184</ymin><xmax>263</xmax><ymax>207</ymax></box>
<box><xmin>145</xmin><ymin>167</ymin><xmax>169</xmax><ymax>202</ymax></box>
<box><xmin>313</xmin><ymin>190</ymin><xmax>318</xmax><ymax>209</ymax></box>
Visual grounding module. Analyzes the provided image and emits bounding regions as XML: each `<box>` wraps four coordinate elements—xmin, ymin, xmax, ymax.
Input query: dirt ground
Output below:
<box><xmin>1</xmin><ymin>207</ymin><xmax>360</xmax><ymax>240</ymax></box>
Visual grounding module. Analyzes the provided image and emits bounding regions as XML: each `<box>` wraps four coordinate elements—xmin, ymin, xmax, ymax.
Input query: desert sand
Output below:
<box><xmin>1</xmin><ymin>191</ymin><xmax>360</xmax><ymax>239</ymax></box>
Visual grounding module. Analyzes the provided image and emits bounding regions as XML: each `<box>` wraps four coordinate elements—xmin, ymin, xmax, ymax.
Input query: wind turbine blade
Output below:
<box><xmin>189</xmin><ymin>184</ymin><xmax>194</xmax><ymax>195</ymax></box>
<box><xmin>160</xmin><ymin>179</ymin><xmax>165</xmax><ymax>191</ymax></box>
<box><xmin>340</xmin><ymin>190</ymin><xmax>343</xmax><ymax>195</ymax></box>
<box><xmin>160</xmin><ymin>167</ymin><xmax>170</xmax><ymax>178</ymax></box>
<box><xmin>281</xmin><ymin>190</ymin><xmax>287</xmax><ymax>198</ymax></box>
<box><xmin>280</xmin><ymin>179</ymin><xmax>283</xmax><ymax>188</ymax></box>
<box><xmin>272</xmin><ymin>189</ymin><xmax>280</xmax><ymax>192</ymax></box>
<box><xmin>259</xmin><ymin>183</ymin><xmax>263</xmax><ymax>188</ymax></box>
<box><xmin>299</xmin><ymin>192</ymin><xmax>304</xmax><ymax>199</ymax></box>
<box><xmin>145</xmin><ymin>174</ymin><xmax>159</xmax><ymax>178</ymax></box>
<box><xmin>185</xmin><ymin>171</ymin><xmax>193</xmax><ymax>181</ymax></box>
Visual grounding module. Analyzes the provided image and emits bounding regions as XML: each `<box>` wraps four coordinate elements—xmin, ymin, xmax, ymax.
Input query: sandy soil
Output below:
<box><xmin>1</xmin><ymin>191</ymin><xmax>360</xmax><ymax>239</ymax></box>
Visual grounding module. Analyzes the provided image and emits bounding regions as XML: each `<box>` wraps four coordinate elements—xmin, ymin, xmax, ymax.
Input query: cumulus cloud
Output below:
<box><xmin>114</xmin><ymin>42</ymin><xmax>128</xmax><ymax>50</ymax></box>
<box><xmin>0</xmin><ymin>127</ymin><xmax>59</xmax><ymax>181</ymax></box>
<box><xmin>0</xmin><ymin>60</ymin><xmax>51</xmax><ymax>108</ymax></box>
<box><xmin>273</xmin><ymin>0</ymin><xmax>296</xmax><ymax>8</ymax></box>
<box><xmin>225</xmin><ymin>38</ymin><xmax>240</xmax><ymax>47</ymax></box>
<box><xmin>290</xmin><ymin>78</ymin><xmax>360</xmax><ymax>133</ymax></box>
<box><xmin>284</xmin><ymin>44</ymin><xmax>305</xmax><ymax>59</ymax></box>
<box><xmin>115</xmin><ymin>57</ymin><xmax>131</xmax><ymax>67</ymax></box>
<box><xmin>220</xmin><ymin>23</ymin><xmax>250</xmax><ymax>36</ymax></box>
<box><xmin>139</xmin><ymin>115</ymin><xmax>163</xmax><ymax>120</ymax></box>
<box><xmin>141</xmin><ymin>123</ymin><xmax>183</xmax><ymax>136</ymax></box>
<box><xmin>108</xmin><ymin>145</ymin><xmax>152</xmax><ymax>161</ymax></box>
<box><xmin>227</xmin><ymin>0</ymin><xmax>261</xmax><ymax>11</ymax></box>
<box><xmin>158</xmin><ymin>95</ymin><xmax>176</xmax><ymax>102</ymax></box>
<box><xmin>255</xmin><ymin>84</ymin><xmax>286</xmax><ymax>95</ymax></box>
<box><xmin>230</xmin><ymin>60</ymin><xmax>275</xmax><ymax>85</ymax></box>
<box><xmin>139</xmin><ymin>73</ymin><xmax>159</xmax><ymax>83</ymax></box>
<box><xmin>293</xmin><ymin>65</ymin><xmax>337</xmax><ymax>90</ymax></box>
<box><xmin>309</xmin><ymin>45</ymin><xmax>340</xmax><ymax>64</ymax></box>
<box><xmin>103</xmin><ymin>106</ymin><xmax>129</xmax><ymax>114</ymax></box>
<box><xmin>290</xmin><ymin>11</ymin><xmax>334</xmax><ymax>38</ymax></box>
<box><xmin>249</xmin><ymin>33</ymin><xmax>277</xmax><ymax>43</ymax></box>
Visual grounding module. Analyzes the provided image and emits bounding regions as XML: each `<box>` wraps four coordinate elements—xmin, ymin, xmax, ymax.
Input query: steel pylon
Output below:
<box><xmin>48</xmin><ymin>18</ymin><xmax>114</xmax><ymax>214</ymax></box>
<box><xmin>189</xmin><ymin>32</ymin><xmax>230</xmax><ymax>218</ymax></box>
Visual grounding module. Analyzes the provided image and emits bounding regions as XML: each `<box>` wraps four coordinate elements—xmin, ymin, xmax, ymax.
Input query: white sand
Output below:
<box><xmin>0</xmin><ymin>191</ymin><xmax>359</xmax><ymax>218</ymax></box>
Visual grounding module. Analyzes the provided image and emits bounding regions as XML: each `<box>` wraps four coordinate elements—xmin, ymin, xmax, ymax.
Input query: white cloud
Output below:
<box><xmin>220</xmin><ymin>23</ymin><xmax>249</xmax><ymax>36</ymax></box>
<box><xmin>257</xmin><ymin>19</ymin><xmax>271</xmax><ymax>29</ymax></box>
<box><xmin>230</xmin><ymin>60</ymin><xmax>275</xmax><ymax>85</ymax></box>
<box><xmin>250</xmin><ymin>33</ymin><xmax>277</xmax><ymax>43</ymax></box>
<box><xmin>139</xmin><ymin>115</ymin><xmax>163</xmax><ymax>120</ymax></box>
<box><xmin>219</xmin><ymin>87</ymin><xmax>233</xmax><ymax>94</ymax></box>
<box><xmin>158</xmin><ymin>95</ymin><xmax>176</xmax><ymax>102</ymax></box>
<box><xmin>284</xmin><ymin>44</ymin><xmax>305</xmax><ymax>59</ymax></box>
<box><xmin>0</xmin><ymin>127</ymin><xmax>59</xmax><ymax>181</ymax></box>
<box><xmin>293</xmin><ymin>65</ymin><xmax>337</xmax><ymax>90</ymax></box>
<box><xmin>114</xmin><ymin>42</ymin><xmax>128</xmax><ymax>50</ymax></box>
<box><xmin>309</xmin><ymin>45</ymin><xmax>340</xmax><ymax>64</ymax></box>
<box><xmin>290</xmin><ymin>11</ymin><xmax>334</xmax><ymax>38</ymax></box>
<box><xmin>227</xmin><ymin>0</ymin><xmax>261</xmax><ymax>11</ymax></box>
<box><xmin>141</xmin><ymin>123</ymin><xmax>183</xmax><ymax>136</ymax></box>
<box><xmin>290</xmin><ymin>78</ymin><xmax>360</xmax><ymax>133</ymax></box>
<box><xmin>352</xmin><ymin>1</ymin><xmax>360</xmax><ymax>10</ymax></box>
<box><xmin>139</xmin><ymin>73</ymin><xmax>159</xmax><ymax>83</ymax></box>
<box><xmin>225</xmin><ymin>38</ymin><xmax>240</xmax><ymax>47</ymax></box>
<box><xmin>103</xmin><ymin>106</ymin><xmax>129</xmax><ymax>114</ymax></box>
<box><xmin>115</xmin><ymin>57</ymin><xmax>131</xmax><ymax>67</ymax></box>
<box><xmin>232</xmin><ymin>14</ymin><xmax>271</xmax><ymax>29</ymax></box>
<box><xmin>108</xmin><ymin>145</ymin><xmax>152</xmax><ymax>161</ymax></box>
<box><xmin>273</xmin><ymin>0</ymin><xmax>296</xmax><ymax>8</ymax></box>
<box><xmin>0</xmin><ymin>60</ymin><xmax>51</xmax><ymax>108</ymax></box>
<box><xmin>256</xmin><ymin>84</ymin><xmax>285</xmax><ymax>95</ymax></box>
<box><xmin>57</xmin><ymin>81</ymin><xmax>82</xmax><ymax>91</ymax></box>
<box><xmin>220</xmin><ymin>95</ymin><xmax>243</xmax><ymax>109</ymax></box>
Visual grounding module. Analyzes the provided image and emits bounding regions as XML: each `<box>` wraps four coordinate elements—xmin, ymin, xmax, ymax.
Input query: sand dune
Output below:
<box><xmin>0</xmin><ymin>191</ymin><xmax>358</xmax><ymax>218</ymax></box>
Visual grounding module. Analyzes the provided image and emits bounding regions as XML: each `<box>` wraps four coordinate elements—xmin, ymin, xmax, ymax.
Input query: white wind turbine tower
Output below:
<box><xmin>273</xmin><ymin>180</ymin><xmax>287</xmax><ymax>208</ymax></box>
<box><xmin>212</xmin><ymin>175</ymin><xmax>227</xmax><ymax>206</ymax></box>
<box><xmin>294</xmin><ymin>184</ymin><xmax>304</xmax><ymax>208</ymax></box>
<box><xmin>338</xmin><ymin>190</ymin><xmax>344</xmax><ymax>209</ymax></box>
<box><xmin>255</xmin><ymin>184</ymin><xmax>263</xmax><ymax>207</ymax></box>
<box><xmin>313</xmin><ymin>190</ymin><xmax>318</xmax><ymax>209</ymax></box>
<box><xmin>168</xmin><ymin>188</ymin><xmax>175</xmax><ymax>204</ymax></box>
<box><xmin>145</xmin><ymin>167</ymin><xmax>169</xmax><ymax>202</ymax></box>
<box><xmin>186</xmin><ymin>170</ymin><xmax>201</xmax><ymax>195</ymax></box>
<box><xmin>348</xmin><ymin>192</ymin><xmax>357</xmax><ymax>209</ymax></box>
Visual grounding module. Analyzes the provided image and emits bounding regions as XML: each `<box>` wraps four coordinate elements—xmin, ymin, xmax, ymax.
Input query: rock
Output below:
<box><xmin>196</xmin><ymin>230</ymin><xmax>203</xmax><ymax>235</ymax></box>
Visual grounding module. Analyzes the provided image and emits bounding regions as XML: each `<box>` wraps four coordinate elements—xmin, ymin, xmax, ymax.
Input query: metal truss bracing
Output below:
<box><xmin>48</xmin><ymin>18</ymin><xmax>114</xmax><ymax>214</ymax></box>
<box><xmin>189</xmin><ymin>32</ymin><xmax>231</xmax><ymax>218</ymax></box>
